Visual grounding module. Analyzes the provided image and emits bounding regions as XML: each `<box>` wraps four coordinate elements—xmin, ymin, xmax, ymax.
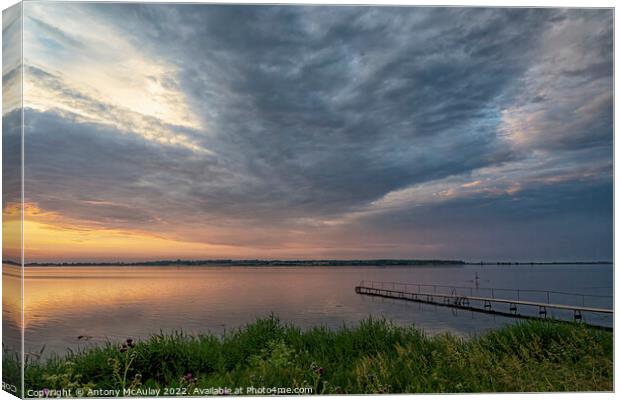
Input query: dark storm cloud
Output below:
<box><xmin>20</xmin><ymin>5</ymin><xmax>613</xmax><ymax>260</ymax></box>
<box><xmin>2</xmin><ymin>109</ymin><xmax>21</xmax><ymax>207</ymax></box>
<box><xmin>21</xmin><ymin>108</ymin><xmax>211</xmax><ymax>228</ymax></box>
<box><xmin>87</xmin><ymin>6</ymin><xmax>542</xmax><ymax>210</ymax></box>
<box><xmin>498</xmin><ymin>9</ymin><xmax>613</xmax><ymax>153</ymax></box>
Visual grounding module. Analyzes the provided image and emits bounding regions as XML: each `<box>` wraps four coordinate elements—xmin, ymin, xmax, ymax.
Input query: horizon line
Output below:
<box><xmin>2</xmin><ymin>258</ymin><xmax>613</xmax><ymax>266</ymax></box>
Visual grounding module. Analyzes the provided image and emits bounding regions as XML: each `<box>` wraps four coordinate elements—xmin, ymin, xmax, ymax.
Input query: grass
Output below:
<box><xmin>5</xmin><ymin>316</ymin><xmax>613</xmax><ymax>395</ymax></box>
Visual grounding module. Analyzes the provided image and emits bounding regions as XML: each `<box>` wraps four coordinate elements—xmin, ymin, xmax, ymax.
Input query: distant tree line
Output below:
<box><xmin>3</xmin><ymin>259</ymin><xmax>610</xmax><ymax>267</ymax></box>
<box><xmin>5</xmin><ymin>259</ymin><xmax>466</xmax><ymax>267</ymax></box>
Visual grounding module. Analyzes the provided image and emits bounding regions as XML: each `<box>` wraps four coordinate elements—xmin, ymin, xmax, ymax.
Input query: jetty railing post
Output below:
<box><xmin>492</xmin><ymin>288</ymin><xmax>494</xmax><ymax>299</ymax></box>
<box><xmin>517</xmin><ymin>289</ymin><xmax>520</xmax><ymax>301</ymax></box>
<box><xmin>582</xmin><ymin>295</ymin><xmax>585</xmax><ymax>307</ymax></box>
<box><xmin>547</xmin><ymin>291</ymin><xmax>550</xmax><ymax>304</ymax></box>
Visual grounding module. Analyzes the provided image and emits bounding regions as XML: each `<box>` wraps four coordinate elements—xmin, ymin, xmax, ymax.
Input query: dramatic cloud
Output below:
<box><xmin>7</xmin><ymin>4</ymin><xmax>613</xmax><ymax>261</ymax></box>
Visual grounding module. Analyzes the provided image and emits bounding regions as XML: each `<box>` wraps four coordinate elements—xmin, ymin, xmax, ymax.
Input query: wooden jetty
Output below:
<box><xmin>355</xmin><ymin>281</ymin><xmax>613</xmax><ymax>330</ymax></box>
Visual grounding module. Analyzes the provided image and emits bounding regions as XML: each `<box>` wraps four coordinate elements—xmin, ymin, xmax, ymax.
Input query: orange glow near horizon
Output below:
<box><xmin>3</xmin><ymin>202</ymin><xmax>240</xmax><ymax>262</ymax></box>
<box><xmin>2</xmin><ymin>202</ymin><xmax>21</xmax><ymax>261</ymax></box>
<box><xmin>4</xmin><ymin>202</ymin><xmax>432</xmax><ymax>262</ymax></box>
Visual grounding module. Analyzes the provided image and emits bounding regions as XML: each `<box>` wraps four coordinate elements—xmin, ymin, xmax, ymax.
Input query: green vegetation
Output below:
<box><xmin>9</xmin><ymin>317</ymin><xmax>613</xmax><ymax>395</ymax></box>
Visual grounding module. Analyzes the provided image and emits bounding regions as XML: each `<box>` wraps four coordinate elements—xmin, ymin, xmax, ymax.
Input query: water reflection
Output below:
<box><xmin>2</xmin><ymin>263</ymin><xmax>23</xmax><ymax>396</ymax></box>
<box><xmin>7</xmin><ymin>264</ymin><xmax>613</xmax><ymax>358</ymax></box>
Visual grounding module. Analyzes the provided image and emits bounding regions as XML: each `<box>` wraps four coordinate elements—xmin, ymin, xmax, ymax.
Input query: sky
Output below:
<box><xmin>1</xmin><ymin>4</ymin><xmax>613</xmax><ymax>262</ymax></box>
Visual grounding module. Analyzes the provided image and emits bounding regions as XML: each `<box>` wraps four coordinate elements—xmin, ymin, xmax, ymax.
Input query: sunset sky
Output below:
<box><xmin>2</xmin><ymin>4</ymin><xmax>613</xmax><ymax>262</ymax></box>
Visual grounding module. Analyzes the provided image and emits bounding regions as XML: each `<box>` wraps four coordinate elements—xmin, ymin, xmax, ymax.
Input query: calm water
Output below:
<box><xmin>2</xmin><ymin>263</ymin><xmax>613</xmax><ymax>357</ymax></box>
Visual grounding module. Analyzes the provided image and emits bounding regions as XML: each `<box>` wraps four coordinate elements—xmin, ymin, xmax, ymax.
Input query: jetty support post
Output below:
<box><xmin>539</xmin><ymin>305</ymin><xmax>547</xmax><ymax>317</ymax></box>
<box><xmin>510</xmin><ymin>303</ymin><xmax>517</xmax><ymax>314</ymax></box>
<box><xmin>574</xmin><ymin>309</ymin><xmax>582</xmax><ymax>322</ymax></box>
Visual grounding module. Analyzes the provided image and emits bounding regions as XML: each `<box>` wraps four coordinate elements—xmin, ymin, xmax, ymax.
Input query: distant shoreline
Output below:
<box><xmin>2</xmin><ymin>259</ymin><xmax>613</xmax><ymax>267</ymax></box>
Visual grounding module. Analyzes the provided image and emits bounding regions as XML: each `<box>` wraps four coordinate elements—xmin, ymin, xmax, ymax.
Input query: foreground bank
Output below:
<box><xmin>6</xmin><ymin>316</ymin><xmax>613</xmax><ymax>395</ymax></box>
